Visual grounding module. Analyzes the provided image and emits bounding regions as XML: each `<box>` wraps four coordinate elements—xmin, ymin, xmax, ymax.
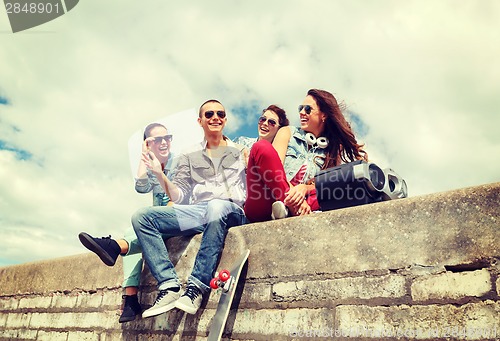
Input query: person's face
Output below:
<box><xmin>299</xmin><ymin>95</ymin><xmax>326</xmax><ymax>137</ymax></box>
<box><xmin>148</xmin><ymin>126</ymin><xmax>171</xmax><ymax>161</ymax></box>
<box><xmin>198</xmin><ymin>101</ymin><xmax>227</xmax><ymax>136</ymax></box>
<box><xmin>257</xmin><ymin>110</ymin><xmax>280</xmax><ymax>142</ymax></box>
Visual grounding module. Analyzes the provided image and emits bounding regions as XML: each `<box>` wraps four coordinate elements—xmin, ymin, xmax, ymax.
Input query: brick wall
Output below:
<box><xmin>1</xmin><ymin>182</ymin><xmax>499</xmax><ymax>340</ymax></box>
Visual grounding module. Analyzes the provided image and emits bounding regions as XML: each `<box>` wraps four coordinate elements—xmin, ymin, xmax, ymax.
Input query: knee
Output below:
<box><xmin>131</xmin><ymin>206</ymin><xmax>152</xmax><ymax>232</ymax></box>
<box><xmin>206</xmin><ymin>200</ymin><xmax>233</xmax><ymax>219</ymax></box>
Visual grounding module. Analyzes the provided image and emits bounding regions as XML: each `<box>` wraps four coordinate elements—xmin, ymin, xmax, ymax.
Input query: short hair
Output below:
<box><xmin>198</xmin><ymin>99</ymin><xmax>224</xmax><ymax>117</ymax></box>
<box><xmin>263</xmin><ymin>104</ymin><xmax>289</xmax><ymax>127</ymax></box>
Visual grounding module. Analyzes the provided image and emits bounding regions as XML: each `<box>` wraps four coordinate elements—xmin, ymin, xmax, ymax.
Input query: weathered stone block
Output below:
<box><xmin>30</xmin><ymin>311</ymin><xmax>118</xmax><ymax>329</ymax></box>
<box><xmin>0</xmin><ymin>328</ymin><xmax>20</xmax><ymax>340</ymax></box>
<box><xmin>18</xmin><ymin>295</ymin><xmax>52</xmax><ymax>309</ymax></box>
<box><xmin>273</xmin><ymin>275</ymin><xmax>406</xmax><ymax>302</ymax></box>
<box><xmin>236</xmin><ymin>282</ymin><xmax>272</xmax><ymax>306</ymax></box>
<box><xmin>411</xmin><ymin>269</ymin><xmax>492</xmax><ymax>300</ymax></box>
<box><xmin>16</xmin><ymin>328</ymin><xmax>37</xmax><ymax>340</ymax></box>
<box><xmin>336</xmin><ymin>301</ymin><xmax>500</xmax><ymax>339</ymax></box>
<box><xmin>37</xmin><ymin>330</ymin><xmax>69</xmax><ymax>341</ymax></box>
<box><xmin>0</xmin><ymin>312</ymin><xmax>7</xmax><ymax>327</ymax></box>
<box><xmin>0</xmin><ymin>297</ymin><xmax>18</xmax><ymax>311</ymax></box>
<box><xmin>67</xmin><ymin>331</ymin><xmax>100</xmax><ymax>340</ymax></box>
<box><xmin>5</xmin><ymin>312</ymin><xmax>32</xmax><ymax>328</ymax></box>
<box><xmin>229</xmin><ymin>308</ymin><xmax>335</xmax><ymax>338</ymax></box>
<box><xmin>51</xmin><ymin>292</ymin><xmax>78</xmax><ymax>309</ymax></box>
<box><xmin>76</xmin><ymin>291</ymin><xmax>104</xmax><ymax>308</ymax></box>
<box><xmin>101</xmin><ymin>290</ymin><xmax>122</xmax><ymax>309</ymax></box>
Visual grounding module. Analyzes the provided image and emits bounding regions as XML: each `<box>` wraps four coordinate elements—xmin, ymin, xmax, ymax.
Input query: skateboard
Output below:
<box><xmin>207</xmin><ymin>249</ymin><xmax>250</xmax><ymax>341</ymax></box>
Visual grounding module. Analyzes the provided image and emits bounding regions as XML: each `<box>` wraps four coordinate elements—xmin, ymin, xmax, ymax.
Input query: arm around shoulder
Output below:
<box><xmin>272</xmin><ymin>126</ymin><xmax>292</xmax><ymax>164</ymax></box>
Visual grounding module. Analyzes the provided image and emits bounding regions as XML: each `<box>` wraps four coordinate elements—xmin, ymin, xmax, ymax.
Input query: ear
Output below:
<box><xmin>321</xmin><ymin>114</ymin><xmax>327</xmax><ymax>123</ymax></box>
<box><xmin>197</xmin><ymin>117</ymin><xmax>202</xmax><ymax>127</ymax></box>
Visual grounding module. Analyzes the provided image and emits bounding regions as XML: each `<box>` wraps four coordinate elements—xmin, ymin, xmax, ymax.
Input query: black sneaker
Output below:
<box><xmin>119</xmin><ymin>295</ymin><xmax>142</xmax><ymax>323</ymax></box>
<box><xmin>78</xmin><ymin>232</ymin><xmax>121</xmax><ymax>266</ymax></box>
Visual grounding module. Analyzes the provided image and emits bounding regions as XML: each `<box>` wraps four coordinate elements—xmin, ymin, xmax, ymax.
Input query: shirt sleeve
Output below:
<box><xmin>171</xmin><ymin>152</ymin><xmax>192</xmax><ymax>204</ymax></box>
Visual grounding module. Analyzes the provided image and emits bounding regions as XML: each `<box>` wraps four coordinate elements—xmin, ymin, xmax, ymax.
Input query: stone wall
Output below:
<box><xmin>0</xmin><ymin>183</ymin><xmax>499</xmax><ymax>340</ymax></box>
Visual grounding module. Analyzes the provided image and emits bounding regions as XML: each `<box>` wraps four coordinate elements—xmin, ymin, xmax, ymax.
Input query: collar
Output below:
<box><xmin>200</xmin><ymin>135</ymin><xmax>232</xmax><ymax>150</ymax></box>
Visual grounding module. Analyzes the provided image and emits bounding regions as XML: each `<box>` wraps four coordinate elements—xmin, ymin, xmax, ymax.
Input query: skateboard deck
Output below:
<box><xmin>207</xmin><ymin>249</ymin><xmax>250</xmax><ymax>341</ymax></box>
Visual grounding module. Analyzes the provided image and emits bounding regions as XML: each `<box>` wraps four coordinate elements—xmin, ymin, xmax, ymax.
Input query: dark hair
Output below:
<box><xmin>143</xmin><ymin>123</ymin><xmax>167</xmax><ymax>140</ymax></box>
<box><xmin>263</xmin><ymin>104</ymin><xmax>289</xmax><ymax>127</ymax></box>
<box><xmin>198</xmin><ymin>99</ymin><xmax>223</xmax><ymax>117</ymax></box>
<box><xmin>307</xmin><ymin>89</ymin><xmax>368</xmax><ymax>169</ymax></box>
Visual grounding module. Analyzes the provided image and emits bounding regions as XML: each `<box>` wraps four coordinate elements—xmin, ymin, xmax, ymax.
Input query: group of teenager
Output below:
<box><xmin>78</xmin><ymin>88</ymin><xmax>368</xmax><ymax>323</ymax></box>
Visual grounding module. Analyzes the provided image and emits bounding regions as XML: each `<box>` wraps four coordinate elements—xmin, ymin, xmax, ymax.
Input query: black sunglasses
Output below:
<box><xmin>258</xmin><ymin>116</ymin><xmax>278</xmax><ymax>127</ymax></box>
<box><xmin>298</xmin><ymin>105</ymin><xmax>314</xmax><ymax>115</ymax></box>
<box><xmin>152</xmin><ymin>135</ymin><xmax>173</xmax><ymax>143</ymax></box>
<box><xmin>204</xmin><ymin>110</ymin><xmax>226</xmax><ymax>119</ymax></box>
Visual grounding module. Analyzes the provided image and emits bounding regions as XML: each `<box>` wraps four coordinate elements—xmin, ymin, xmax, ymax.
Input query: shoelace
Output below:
<box><xmin>153</xmin><ymin>289</ymin><xmax>169</xmax><ymax>304</ymax></box>
<box><xmin>183</xmin><ymin>286</ymin><xmax>200</xmax><ymax>302</ymax></box>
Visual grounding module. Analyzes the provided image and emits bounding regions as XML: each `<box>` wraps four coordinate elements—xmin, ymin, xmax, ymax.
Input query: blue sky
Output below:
<box><xmin>1</xmin><ymin>0</ymin><xmax>499</xmax><ymax>266</ymax></box>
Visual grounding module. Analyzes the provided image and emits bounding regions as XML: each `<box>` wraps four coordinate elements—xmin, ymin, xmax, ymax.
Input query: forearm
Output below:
<box><xmin>154</xmin><ymin>171</ymin><xmax>181</xmax><ymax>202</ymax></box>
<box><xmin>136</xmin><ymin>160</ymin><xmax>149</xmax><ymax>179</ymax></box>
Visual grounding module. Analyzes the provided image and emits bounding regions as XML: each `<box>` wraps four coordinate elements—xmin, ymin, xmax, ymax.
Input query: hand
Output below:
<box><xmin>290</xmin><ymin>200</ymin><xmax>312</xmax><ymax>216</ymax></box>
<box><xmin>142</xmin><ymin>137</ymin><xmax>155</xmax><ymax>153</ymax></box>
<box><xmin>284</xmin><ymin>184</ymin><xmax>308</xmax><ymax>208</ymax></box>
<box><xmin>141</xmin><ymin>151</ymin><xmax>162</xmax><ymax>175</ymax></box>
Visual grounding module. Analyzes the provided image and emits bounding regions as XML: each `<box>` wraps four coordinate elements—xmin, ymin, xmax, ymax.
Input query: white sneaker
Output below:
<box><xmin>175</xmin><ymin>285</ymin><xmax>203</xmax><ymax>315</ymax></box>
<box><xmin>142</xmin><ymin>288</ymin><xmax>180</xmax><ymax>318</ymax></box>
<box><xmin>271</xmin><ymin>201</ymin><xmax>288</xmax><ymax>220</ymax></box>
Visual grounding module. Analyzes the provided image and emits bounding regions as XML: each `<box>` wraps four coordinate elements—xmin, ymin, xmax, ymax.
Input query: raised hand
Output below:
<box><xmin>141</xmin><ymin>151</ymin><xmax>162</xmax><ymax>175</ymax></box>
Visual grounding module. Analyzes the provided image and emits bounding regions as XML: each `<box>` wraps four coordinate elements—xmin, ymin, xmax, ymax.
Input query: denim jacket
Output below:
<box><xmin>283</xmin><ymin>126</ymin><xmax>327</xmax><ymax>183</ymax></box>
<box><xmin>172</xmin><ymin>137</ymin><xmax>247</xmax><ymax>207</ymax></box>
<box><xmin>135</xmin><ymin>153</ymin><xmax>175</xmax><ymax>206</ymax></box>
<box><xmin>233</xmin><ymin>136</ymin><xmax>257</xmax><ymax>150</ymax></box>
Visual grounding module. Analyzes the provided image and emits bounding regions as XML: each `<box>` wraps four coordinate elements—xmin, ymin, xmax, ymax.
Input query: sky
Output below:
<box><xmin>1</xmin><ymin>1</ymin><xmax>499</xmax><ymax>267</ymax></box>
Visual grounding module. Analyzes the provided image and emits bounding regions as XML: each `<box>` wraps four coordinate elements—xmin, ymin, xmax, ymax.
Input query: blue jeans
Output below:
<box><xmin>131</xmin><ymin>199</ymin><xmax>248</xmax><ymax>293</ymax></box>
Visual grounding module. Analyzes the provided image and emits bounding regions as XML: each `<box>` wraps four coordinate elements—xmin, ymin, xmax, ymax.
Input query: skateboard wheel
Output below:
<box><xmin>219</xmin><ymin>269</ymin><xmax>230</xmax><ymax>282</ymax></box>
<box><xmin>210</xmin><ymin>278</ymin><xmax>219</xmax><ymax>289</ymax></box>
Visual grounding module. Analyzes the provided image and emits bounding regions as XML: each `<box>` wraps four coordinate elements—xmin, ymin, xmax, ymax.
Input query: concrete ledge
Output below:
<box><xmin>1</xmin><ymin>182</ymin><xmax>499</xmax><ymax>295</ymax></box>
<box><xmin>242</xmin><ymin>182</ymin><xmax>499</xmax><ymax>279</ymax></box>
<box><xmin>0</xmin><ymin>182</ymin><xmax>498</xmax><ymax>340</ymax></box>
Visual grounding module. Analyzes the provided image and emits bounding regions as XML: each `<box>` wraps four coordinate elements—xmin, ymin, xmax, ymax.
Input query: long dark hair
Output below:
<box><xmin>307</xmin><ymin>89</ymin><xmax>367</xmax><ymax>169</ymax></box>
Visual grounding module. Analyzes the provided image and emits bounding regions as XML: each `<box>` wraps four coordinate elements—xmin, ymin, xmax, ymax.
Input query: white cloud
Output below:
<box><xmin>1</xmin><ymin>0</ymin><xmax>499</xmax><ymax>265</ymax></box>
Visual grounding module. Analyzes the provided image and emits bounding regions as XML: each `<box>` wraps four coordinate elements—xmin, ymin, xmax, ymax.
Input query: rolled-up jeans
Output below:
<box><xmin>121</xmin><ymin>227</ymin><xmax>144</xmax><ymax>288</ymax></box>
<box><xmin>131</xmin><ymin>199</ymin><xmax>248</xmax><ymax>293</ymax></box>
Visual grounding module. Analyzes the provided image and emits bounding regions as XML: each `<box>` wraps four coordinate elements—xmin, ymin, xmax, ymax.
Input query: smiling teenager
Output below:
<box><xmin>78</xmin><ymin>122</ymin><xmax>176</xmax><ymax>323</ymax></box>
<box><xmin>234</xmin><ymin>105</ymin><xmax>289</xmax><ymax>150</ymax></box>
<box><xmin>82</xmin><ymin>99</ymin><xmax>248</xmax><ymax>319</ymax></box>
<box><xmin>244</xmin><ymin>89</ymin><xmax>368</xmax><ymax>222</ymax></box>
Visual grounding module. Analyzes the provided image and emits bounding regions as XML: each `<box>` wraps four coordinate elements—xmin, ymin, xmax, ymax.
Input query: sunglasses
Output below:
<box><xmin>204</xmin><ymin>110</ymin><xmax>226</xmax><ymax>119</ymax></box>
<box><xmin>298</xmin><ymin>105</ymin><xmax>314</xmax><ymax>115</ymax></box>
<box><xmin>152</xmin><ymin>135</ymin><xmax>173</xmax><ymax>143</ymax></box>
<box><xmin>258</xmin><ymin>116</ymin><xmax>278</xmax><ymax>127</ymax></box>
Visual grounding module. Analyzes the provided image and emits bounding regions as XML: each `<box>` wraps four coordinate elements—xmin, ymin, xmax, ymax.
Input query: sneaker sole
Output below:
<box><xmin>78</xmin><ymin>232</ymin><xmax>116</xmax><ymax>266</ymax></box>
<box><xmin>119</xmin><ymin>314</ymin><xmax>138</xmax><ymax>323</ymax></box>
<box><xmin>271</xmin><ymin>201</ymin><xmax>288</xmax><ymax>220</ymax></box>
<box><xmin>142</xmin><ymin>301</ymin><xmax>176</xmax><ymax>318</ymax></box>
<box><xmin>175</xmin><ymin>300</ymin><xmax>199</xmax><ymax>315</ymax></box>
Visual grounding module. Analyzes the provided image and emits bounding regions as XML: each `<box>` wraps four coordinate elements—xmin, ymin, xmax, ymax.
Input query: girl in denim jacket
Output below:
<box><xmin>244</xmin><ymin>89</ymin><xmax>368</xmax><ymax>222</ymax></box>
